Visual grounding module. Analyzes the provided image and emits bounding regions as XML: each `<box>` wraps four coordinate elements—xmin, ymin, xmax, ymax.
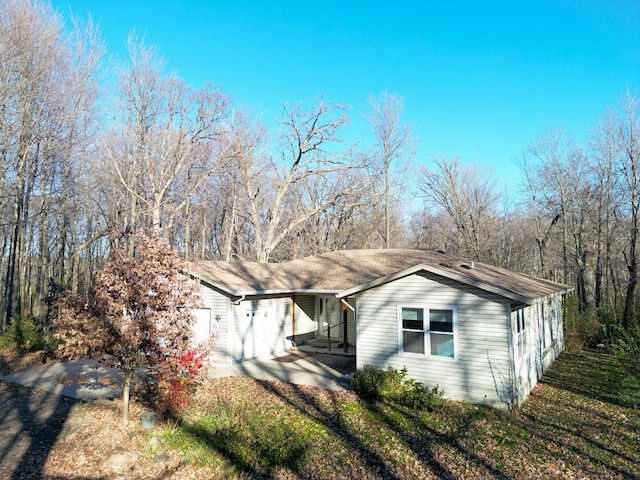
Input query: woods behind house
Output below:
<box><xmin>1</xmin><ymin>0</ymin><xmax>640</xmax><ymax>348</ymax></box>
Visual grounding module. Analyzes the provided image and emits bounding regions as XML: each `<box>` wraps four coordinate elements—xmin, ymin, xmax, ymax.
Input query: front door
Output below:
<box><xmin>193</xmin><ymin>308</ymin><xmax>212</xmax><ymax>346</ymax></box>
<box><xmin>318</xmin><ymin>296</ymin><xmax>341</xmax><ymax>338</ymax></box>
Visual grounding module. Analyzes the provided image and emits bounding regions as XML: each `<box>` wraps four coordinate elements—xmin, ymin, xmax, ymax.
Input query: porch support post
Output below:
<box><xmin>343</xmin><ymin>305</ymin><xmax>348</xmax><ymax>353</ymax></box>
<box><xmin>340</xmin><ymin>298</ymin><xmax>355</xmax><ymax>354</ymax></box>
<box><xmin>292</xmin><ymin>294</ymin><xmax>296</xmax><ymax>346</ymax></box>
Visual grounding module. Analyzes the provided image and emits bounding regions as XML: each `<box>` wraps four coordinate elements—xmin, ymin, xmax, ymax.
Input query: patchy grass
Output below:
<box><xmin>1</xmin><ymin>346</ymin><xmax>639</xmax><ymax>479</ymax></box>
<box><xmin>164</xmin><ymin>350</ymin><xmax>639</xmax><ymax>479</ymax></box>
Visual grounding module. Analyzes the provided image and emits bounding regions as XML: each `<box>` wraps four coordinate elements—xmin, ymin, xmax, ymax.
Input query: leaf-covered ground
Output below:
<box><xmin>1</xmin><ymin>347</ymin><xmax>639</xmax><ymax>479</ymax></box>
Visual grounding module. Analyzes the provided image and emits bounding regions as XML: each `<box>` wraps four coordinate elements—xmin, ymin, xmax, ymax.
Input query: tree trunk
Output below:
<box><xmin>122</xmin><ymin>368</ymin><xmax>134</xmax><ymax>424</ymax></box>
<box><xmin>384</xmin><ymin>162</ymin><xmax>390</xmax><ymax>248</ymax></box>
<box><xmin>623</xmin><ymin>224</ymin><xmax>638</xmax><ymax>329</ymax></box>
<box><xmin>224</xmin><ymin>191</ymin><xmax>237</xmax><ymax>261</ymax></box>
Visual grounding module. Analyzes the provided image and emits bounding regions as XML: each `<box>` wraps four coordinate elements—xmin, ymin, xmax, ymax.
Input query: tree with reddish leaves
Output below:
<box><xmin>53</xmin><ymin>230</ymin><xmax>202</xmax><ymax>423</ymax></box>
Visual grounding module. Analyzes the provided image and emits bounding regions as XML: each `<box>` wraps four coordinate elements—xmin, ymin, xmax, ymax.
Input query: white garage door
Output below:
<box><xmin>239</xmin><ymin>302</ymin><xmax>283</xmax><ymax>360</ymax></box>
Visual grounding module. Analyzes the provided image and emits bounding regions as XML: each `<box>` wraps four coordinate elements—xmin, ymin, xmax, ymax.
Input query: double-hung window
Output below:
<box><xmin>399</xmin><ymin>306</ymin><xmax>455</xmax><ymax>358</ymax></box>
<box><xmin>516</xmin><ymin>308</ymin><xmax>527</xmax><ymax>358</ymax></box>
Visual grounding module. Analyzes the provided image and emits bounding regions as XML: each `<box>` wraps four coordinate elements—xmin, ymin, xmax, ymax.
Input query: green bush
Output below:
<box><xmin>0</xmin><ymin>330</ymin><xmax>13</xmax><ymax>348</ymax></box>
<box><xmin>608</xmin><ymin>325</ymin><xmax>640</xmax><ymax>380</ymax></box>
<box><xmin>7</xmin><ymin>315</ymin><xmax>46</xmax><ymax>352</ymax></box>
<box><xmin>400</xmin><ymin>377</ymin><xmax>443</xmax><ymax>411</ymax></box>
<box><xmin>563</xmin><ymin>295</ymin><xmax>606</xmax><ymax>351</ymax></box>
<box><xmin>350</xmin><ymin>364</ymin><xmax>405</xmax><ymax>401</ymax></box>
<box><xmin>351</xmin><ymin>364</ymin><xmax>443</xmax><ymax>411</ymax></box>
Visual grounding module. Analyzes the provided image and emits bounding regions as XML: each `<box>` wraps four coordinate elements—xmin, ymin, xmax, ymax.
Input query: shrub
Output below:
<box><xmin>155</xmin><ymin>349</ymin><xmax>207</xmax><ymax>419</ymax></box>
<box><xmin>608</xmin><ymin>325</ymin><xmax>640</xmax><ymax>380</ymax></box>
<box><xmin>400</xmin><ymin>377</ymin><xmax>443</xmax><ymax>411</ymax></box>
<box><xmin>351</xmin><ymin>364</ymin><xmax>443</xmax><ymax>411</ymax></box>
<box><xmin>563</xmin><ymin>295</ymin><xmax>605</xmax><ymax>351</ymax></box>
<box><xmin>7</xmin><ymin>315</ymin><xmax>46</xmax><ymax>352</ymax></box>
<box><xmin>350</xmin><ymin>364</ymin><xmax>405</xmax><ymax>401</ymax></box>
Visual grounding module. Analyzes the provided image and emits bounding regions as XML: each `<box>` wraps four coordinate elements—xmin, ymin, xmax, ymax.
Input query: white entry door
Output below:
<box><xmin>193</xmin><ymin>308</ymin><xmax>212</xmax><ymax>346</ymax></box>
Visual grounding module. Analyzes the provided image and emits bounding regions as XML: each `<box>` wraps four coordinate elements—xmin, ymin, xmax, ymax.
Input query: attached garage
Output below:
<box><xmin>231</xmin><ymin>296</ymin><xmax>291</xmax><ymax>362</ymax></box>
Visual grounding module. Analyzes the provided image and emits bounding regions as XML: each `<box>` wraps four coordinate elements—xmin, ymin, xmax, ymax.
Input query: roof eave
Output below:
<box><xmin>190</xmin><ymin>272</ymin><xmax>239</xmax><ymax>297</ymax></box>
<box><xmin>421</xmin><ymin>264</ymin><xmax>537</xmax><ymax>305</ymax></box>
<box><xmin>236</xmin><ymin>289</ymin><xmax>296</xmax><ymax>296</ymax></box>
<box><xmin>337</xmin><ymin>263</ymin><xmax>561</xmax><ymax>305</ymax></box>
<box><xmin>236</xmin><ymin>288</ymin><xmax>342</xmax><ymax>296</ymax></box>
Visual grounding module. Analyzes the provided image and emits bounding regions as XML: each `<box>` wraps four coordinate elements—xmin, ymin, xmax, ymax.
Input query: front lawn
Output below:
<box><xmin>166</xmin><ymin>350</ymin><xmax>639</xmax><ymax>479</ymax></box>
<box><xmin>1</xmin><ymin>347</ymin><xmax>639</xmax><ymax>479</ymax></box>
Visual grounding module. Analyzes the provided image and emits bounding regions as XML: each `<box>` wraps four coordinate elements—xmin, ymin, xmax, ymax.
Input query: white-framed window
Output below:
<box><xmin>398</xmin><ymin>306</ymin><xmax>455</xmax><ymax>358</ymax></box>
<box><xmin>516</xmin><ymin>308</ymin><xmax>527</xmax><ymax>358</ymax></box>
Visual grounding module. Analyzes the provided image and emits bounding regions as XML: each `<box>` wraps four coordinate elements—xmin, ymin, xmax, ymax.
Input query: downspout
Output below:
<box><xmin>233</xmin><ymin>294</ymin><xmax>246</xmax><ymax>305</ymax></box>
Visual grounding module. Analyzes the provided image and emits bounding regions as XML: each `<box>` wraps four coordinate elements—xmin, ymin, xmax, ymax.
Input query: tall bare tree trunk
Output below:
<box><xmin>122</xmin><ymin>369</ymin><xmax>134</xmax><ymax>424</ymax></box>
<box><xmin>366</xmin><ymin>92</ymin><xmax>415</xmax><ymax>249</ymax></box>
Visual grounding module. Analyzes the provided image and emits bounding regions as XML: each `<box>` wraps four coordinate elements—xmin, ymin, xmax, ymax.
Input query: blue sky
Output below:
<box><xmin>52</xmin><ymin>1</ymin><xmax>639</xmax><ymax>189</ymax></box>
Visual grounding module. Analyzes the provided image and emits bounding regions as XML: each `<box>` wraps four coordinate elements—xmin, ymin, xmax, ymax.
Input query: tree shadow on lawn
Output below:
<box><xmin>364</xmin><ymin>400</ymin><xmax>512</xmax><ymax>480</ymax></box>
<box><xmin>370</xmin><ymin>395</ymin><xmax>639</xmax><ymax>480</ymax></box>
<box><xmin>539</xmin><ymin>351</ymin><xmax>639</xmax><ymax>408</ymax></box>
<box><xmin>312</xmin><ymin>350</ymin><xmax>638</xmax><ymax>480</ymax></box>
<box><xmin>179</xmin><ymin>409</ymin><xmax>310</xmax><ymax>479</ymax></box>
<box><xmin>516</xmin><ymin>406</ymin><xmax>640</xmax><ymax>479</ymax></box>
<box><xmin>254</xmin><ymin>380</ymin><xmax>409</xmax><ymax>480</ymax></box>
<box><xmin>179</xmin><ymin>378</ymin><xmax>405</xmax><ymax>479</ymax></box>
<box><xmin>177</xmin><ymin>350</ymin><xmax>639</xmax><ymax>479</ymax></box>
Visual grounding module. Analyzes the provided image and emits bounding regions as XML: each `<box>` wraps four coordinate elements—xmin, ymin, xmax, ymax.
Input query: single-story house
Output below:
<box><xmin>190</xmin><ymin>249</ymin><xmax>572</xmax><ymax>408</ymax></box>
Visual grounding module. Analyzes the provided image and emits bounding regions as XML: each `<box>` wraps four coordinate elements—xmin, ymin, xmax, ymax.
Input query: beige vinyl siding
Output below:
<box><xmin>230</xmin><ymin>295</ymin><xmax>294</xmax><ymax>362</ymax></box>
<box><xmin>293</xmin><ymin>294</ymin><xmax>317</xmax><ymax>337</ymax></box>
<box><xmin>355</xmin><ymin>271</ymin><xmax>513</xmax><ymax>407</ymax></box>
<box><xmin>344</xmin><ymin>298</ymin><xmax>356</xmax><ymax>347</ymax></box>
<box><xmin>513</xmin><ymin>294</ymin><xmax>564</xmax><ymax>405</ymax></box>
<box><xmin>198</xmin><ymin>284</ymin><xmax>232</xmax><ymax>365</ymax></box>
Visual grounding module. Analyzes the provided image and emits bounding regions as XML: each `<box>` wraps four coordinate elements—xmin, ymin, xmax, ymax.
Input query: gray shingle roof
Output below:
<box><xmin>192</xmin><ymin>249</ymin><xmax>572</xmax><ymax>302</ymax></box>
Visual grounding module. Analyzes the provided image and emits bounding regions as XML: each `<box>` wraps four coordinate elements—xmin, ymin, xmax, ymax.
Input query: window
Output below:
<box><xmin>401</xmin><ymin>307</ymin><xmax>424</xmax><ymax>354</ymax></box>
<box><xmin>399</xmin><ymin>306</ymin><xmax>455</xmax><ymax>358</ymax></box>
<box><xmin>429</xmin><ymin>310</ymin><xmax>454</xmax><ymax>356</ymax></box>
<box><xmin>516</xmin><ymin>309</ymin><xmax>527</xmax><ymax>357</ymax></box>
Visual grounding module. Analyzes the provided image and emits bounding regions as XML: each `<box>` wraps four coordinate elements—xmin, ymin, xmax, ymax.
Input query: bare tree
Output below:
<box><xmin>615</xmin><ymin>92</ymin><xmax>640</xmax><ymax>328</ymax></box>
<box><xmin>233</xmin><ymin>100</ymin><xmax>370</xmax><ymax>262</ymax></box>
<box><xmin>366</xmin><ymin>92</ymin><xmax>416</xmax><ymax>248</ymax></box>
<box><xmin>106</xmin><ymin>36</ymin><xmax>229</xmax><ymax>251</ymax></box>
<box><xmin>589</xmin><ymin>111</ymin><xmax>622</xmax><ymax>309</ymax></box>
<box><xmin>0</xmin><ymin>0</ymin><xmax>102</xmax><ymax>325</ymax></box>
<box><xmin>521</xmin><ymin>128</ymin><xmax>583</xmax><ymax>284</ymax></box>
<box><xmin>419</xmin><ymin>156</ymin><xmax>500</xmax><ymax>262</ymax></box>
